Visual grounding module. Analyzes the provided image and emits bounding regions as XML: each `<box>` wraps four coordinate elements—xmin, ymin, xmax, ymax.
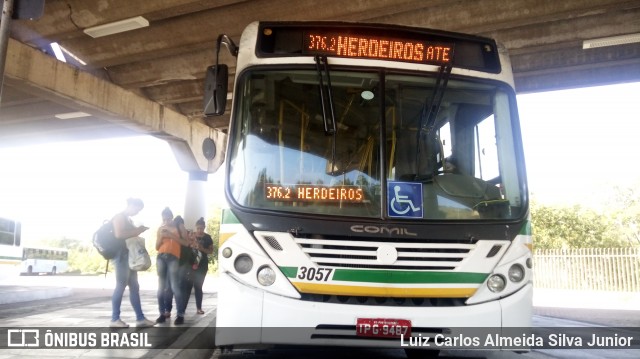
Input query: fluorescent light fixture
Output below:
<box><xmin>50</xmin><ymin>42</ymin><xmax>66</xmax><ymax>62</ymax></box>
<box><xmin>83</xmin><ymin>16</ymin><xmax>149</xmax><ymax>38</ymax></box>
<box><xmin>583</xmin><ymin>33</ymin><xmax>640</xmax><ymax>49</ymax></box>
<box><xmin>54</xmin><ymin>112</ymin><xmax>91</xmax><ymax>119</ymax></box>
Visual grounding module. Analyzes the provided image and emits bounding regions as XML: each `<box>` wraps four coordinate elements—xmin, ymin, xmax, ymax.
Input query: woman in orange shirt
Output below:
<box><xmin>155</xmin><ymin>207</ymin><xmax>190</xmax><ymax>324</ymax></box>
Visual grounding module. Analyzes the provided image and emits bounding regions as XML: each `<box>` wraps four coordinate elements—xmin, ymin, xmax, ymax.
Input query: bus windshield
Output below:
<box><xmin>228</xmin><ymin>68</ymin><xmax>525</xmax><ymax>220</ymax></box>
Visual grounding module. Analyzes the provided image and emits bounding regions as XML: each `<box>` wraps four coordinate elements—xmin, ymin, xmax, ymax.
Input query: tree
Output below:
<box><xmin>205</xmin><ymin>207</ymin><xmax>222</xmax><ymax>272</ymax></box>
<box><xmin>531</xmin><ymin>201</ymin><xmax>628</xmax><ymax>249</ymax></box>
<box><xmin>606</xmin><ymin>184</ymin><xmax>640</xmax><ymax>247</ymax></box>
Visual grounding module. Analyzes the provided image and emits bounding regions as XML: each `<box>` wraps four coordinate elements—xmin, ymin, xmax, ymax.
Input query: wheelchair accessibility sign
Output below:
<box><xmin>387</xmin><ymin>181</ymin><xmax>423</xmax><ymax>218</ymax></box>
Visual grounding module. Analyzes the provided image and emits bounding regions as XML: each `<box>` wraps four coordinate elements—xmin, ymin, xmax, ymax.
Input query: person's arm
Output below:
<box><xmin>175</xmin><ymin>224</ymin><xmax>191</xmax><ymax>247</ymax></box>
<box><xmin>112</xmin><ymin>214</ymin><xmax>147</xmax><ymax>240</ymax></box>
<box><xmin>157</xmin><ymin>226</ymin><xmax>183</xmax><ymax>249</ymax></box>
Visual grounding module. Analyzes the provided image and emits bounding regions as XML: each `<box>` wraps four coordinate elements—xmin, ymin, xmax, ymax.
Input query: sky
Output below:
<box><xmin>0</xmin><ymin>136</ymin><xmax>225</xmax><ymax>244</ymax></box>
<box><xmin>517</xmin><ymin>81</ymin><xmax>640</xmax><ymax>207</ymax></box>
<box><xmin>1</xmin><ymin>81</ymin><xmax>639</xmax><ymax>245</ymax></box>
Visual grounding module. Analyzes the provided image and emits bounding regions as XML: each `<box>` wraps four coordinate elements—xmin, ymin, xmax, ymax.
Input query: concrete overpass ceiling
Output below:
<box><xmin>2</xmin><ymin>0</ymin><xmax>640</xmax><ymax>146</ymax></box>
<box><xmin>0</xmin><ymin>82</ymin><xmax>140</xmax><ymax>147</ymax></box>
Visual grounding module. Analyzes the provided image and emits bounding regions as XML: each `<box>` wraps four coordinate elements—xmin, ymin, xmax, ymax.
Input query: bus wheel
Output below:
<box><xmin>51</xmin><ymin>267</ymin><xmax>57</xmax><ymax>275</ymax></box>
<box><xmin>405</xmin><ymin>349</ymin><xmax>440</xmax><ymax>358</ymax></box>
<box><xmin>27</xmin><ymin>265</ymin><xmax>33</xmax><ymax>275</ymax></box>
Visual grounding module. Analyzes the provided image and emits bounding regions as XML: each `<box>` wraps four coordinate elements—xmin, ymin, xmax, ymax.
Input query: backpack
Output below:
<box><xmin>92</xmin><ymin>220</ymin><xmax>125</xmax><ymax>260</ymax></box>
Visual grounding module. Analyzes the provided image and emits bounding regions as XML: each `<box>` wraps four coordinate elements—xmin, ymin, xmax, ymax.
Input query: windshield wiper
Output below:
<box><xmin>314</xmin><ymin>55</ymin><xmax>337</xmax><ymax>135</ymax></box>
<box><xmin>315</xmin><ymin>55</ymin><xmax>338</xmax><ymax>173</ymax></box>
<box><xmin>423</xmin><ymin>64</ymin><xmax>452</xmax><ymax>132</ymax></box>
<box><xmin>415</xmin><ymin>64</ymin><xmax>453</xmax><ymax>179</ymax></box>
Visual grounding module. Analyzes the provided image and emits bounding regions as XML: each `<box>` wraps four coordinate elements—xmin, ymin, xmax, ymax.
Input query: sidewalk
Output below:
<box><xmin>533</xmin><ymin>288</ymin><xmax>640</xmax><ymax>311</ymax></box>
<box><xmin>0</xmin><ymin>274</ymin><xmax>219</xmax><ymax>359</ymax></box>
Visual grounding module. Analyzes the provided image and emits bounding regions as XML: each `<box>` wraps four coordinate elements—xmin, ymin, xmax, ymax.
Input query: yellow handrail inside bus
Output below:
<box><xmin>278</xmin><ymin>99</ymin><xmax>311</xmax><ymax>183</ymax></box>
<box><xmin>387</xmin><ymin>106</ymin><xmax>396</xmax><ymax>178</ymax></box>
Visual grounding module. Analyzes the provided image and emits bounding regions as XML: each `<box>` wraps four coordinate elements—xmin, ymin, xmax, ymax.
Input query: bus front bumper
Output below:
<box><xmin>214</xmin><ymin>273</ymin><xmax>533</xmax><ymax>348</ymax></box>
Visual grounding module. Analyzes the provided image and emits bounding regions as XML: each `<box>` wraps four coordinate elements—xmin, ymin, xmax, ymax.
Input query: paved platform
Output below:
<box><xmin>0</xmin><ymin>274</ymin><xmax>218</xmax><ymax>359</ymax></box>
<box><xmin>2</xmin><ymin>274</ymin><xmax>639</xmax><ymax>358</ymax></box>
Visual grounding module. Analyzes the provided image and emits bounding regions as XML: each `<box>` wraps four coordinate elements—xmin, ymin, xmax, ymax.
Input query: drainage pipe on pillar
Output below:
<box><xmin>183</xmin><ymin>171</ymin><xmax>208</xmax><ymax>231</ymax></box>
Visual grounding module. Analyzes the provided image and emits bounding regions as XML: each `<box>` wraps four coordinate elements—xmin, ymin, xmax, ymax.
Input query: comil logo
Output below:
<box><xmin>7</xmin><ymin>329</ymin><xmax>39</xmax><ymax>347</ymax></box>
<box><xmin>350</xmin><ymin>225</ymin><xmax>417</xmax><ymax>236</ymax></box>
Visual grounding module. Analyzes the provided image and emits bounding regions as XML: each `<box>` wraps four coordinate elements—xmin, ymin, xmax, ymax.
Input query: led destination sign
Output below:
<box><xmin>304</xmin><ymin>32</ymin><xmax>453</xmax><ymax>65</ymax></box>
<box><xmin>266</xmin><ymin>184</ymin><xmax>364</xmax><ymax>203</ymax></box>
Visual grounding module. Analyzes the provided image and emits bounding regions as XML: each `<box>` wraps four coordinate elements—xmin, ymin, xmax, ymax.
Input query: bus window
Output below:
<box><xmin>475</xmin><ymin>115</ymin><xmax>500</xmax><ymax>182</ymax></box>
<box><xmin>0</xmin><ymin>218</ymin><xmax>17</xmax><ymax>245</ymax></box>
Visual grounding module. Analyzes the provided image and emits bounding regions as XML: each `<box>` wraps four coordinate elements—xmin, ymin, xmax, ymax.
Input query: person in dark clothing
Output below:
<box><xmin>174</xmin><ymin>215</ymin><xmax>195</xmax><ymax>324</ymax></box>
<box><xmin>191</xmin><ymin>217</ymin><xmax>214</xmax><ymax>314</ymax></box>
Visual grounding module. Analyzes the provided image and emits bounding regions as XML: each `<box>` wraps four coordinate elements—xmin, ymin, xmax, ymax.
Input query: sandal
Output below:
<box><xmin>197</xmin><ymin>309</ymin><xmax>205</xmax><ymax>315</ymax></box>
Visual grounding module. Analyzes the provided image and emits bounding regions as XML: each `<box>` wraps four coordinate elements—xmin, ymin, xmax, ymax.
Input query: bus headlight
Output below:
<box><xmin>508</xmin><ymin>264</ymin><xmax>525</xmax><ymax>283</ymax></box>
<box><xmin>257</xmin><ymin>266</ymin><xmax>276</xmax><ymax>286</ymax></box>
<box><xmin>222</xmin><ymin>247</ymin><xmax>232</xmax><ymax>258</ymax></box>
<box><xmin>234</xmin><ymin>254</ymin><xmax>253</xmax><ymax>274</ymax></box>
<box><xmin>487</xmin><ymin>274</ymin><xmax>506</xmax><ymax>293</ymax></box>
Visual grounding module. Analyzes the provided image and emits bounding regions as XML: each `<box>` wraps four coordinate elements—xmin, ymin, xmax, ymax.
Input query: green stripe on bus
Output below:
<box><xmin>333</xmin><ymin>269</ymin><xmax>487</xmax><ymax>284</ymax></box>
<box><xmin>0</xmin><ymin>255</ymin><xmax>21</xmax><ymax>260</ymax></box>
<box><xmin>519</xmin><ymin>219</ymin><xmax>531</xmax><ymax>235</ymax></box>
<box><xmin>280</xmin><ymin>266</ymin><xmax>298</xmax><ymax>278</ymax></box>
<box><xmin>280</xmin><ymin>266</ymin><xmax>487</xmax><ymax>284</ymax></box>
<box><xmin>221</xmin><ymin>209</ymin><xmax>240</xmax><ymax>225</ymax></box>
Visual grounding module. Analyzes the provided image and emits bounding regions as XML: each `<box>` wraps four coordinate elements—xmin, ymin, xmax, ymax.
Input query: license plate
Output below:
<box><xmin>356</xmin><ymin>318</ymin><xmax>411</xmax><ymax>338</ymax></box>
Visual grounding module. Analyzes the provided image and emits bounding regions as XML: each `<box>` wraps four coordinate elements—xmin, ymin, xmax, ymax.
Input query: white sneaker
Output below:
<box><xmin>109</xmin><ymin>319</ymin><xmax>129</xmax><ymax>328</ymax></box>
<box><xmin>136</xmin><ymin>318</ymin><xmax>156</xmax><ymax>328</ymax></box>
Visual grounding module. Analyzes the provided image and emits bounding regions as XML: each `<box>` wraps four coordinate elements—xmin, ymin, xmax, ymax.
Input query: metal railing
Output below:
<box><xmin>534</xmin><ymin>247</ymin><xmax>640</xmax><ymax>292</ymax></box>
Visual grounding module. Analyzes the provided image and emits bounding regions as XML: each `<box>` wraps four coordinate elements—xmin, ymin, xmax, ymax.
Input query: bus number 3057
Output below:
<box><xmin>297</xmin><ymin>266</ymin><xmax>333</xmax><ymax>281</ymax></box>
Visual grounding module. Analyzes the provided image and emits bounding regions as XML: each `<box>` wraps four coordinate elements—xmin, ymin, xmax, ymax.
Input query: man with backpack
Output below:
<box><xmin>110</xmin><ymin>197</ymin><xmax>155</xmax><ymax>328</ymax></box>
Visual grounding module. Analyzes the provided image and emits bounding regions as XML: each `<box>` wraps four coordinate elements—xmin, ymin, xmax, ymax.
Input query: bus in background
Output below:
<box><xmin>0</xmin><ymin>216</ymin><xmax>22</xmax><ymax>278</ymax></box>
<box><xmin>205</xmin><ymin>22</ymin><xmax>532</xmax><ymax>353</ymax></box>
<box><xmin>21</xmin><ymin>247</ymin><xmax>69</xmax><ymax>275</ymax></box>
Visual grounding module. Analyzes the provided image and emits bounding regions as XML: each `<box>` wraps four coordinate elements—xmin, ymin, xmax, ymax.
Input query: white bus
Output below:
<box><xmin>206</xmin><ymin>22</ymin><xmax>532</xmax><ymax>354</ymax></box>
<box><xmin>0</xmin><ymin>216</ymin><xmax>22</xmax><ymax>278</ymax></box>
<box><xmin>21</xmin><ymin>247</ymin><xmax>69</xmax><ymax>275</ymax></box>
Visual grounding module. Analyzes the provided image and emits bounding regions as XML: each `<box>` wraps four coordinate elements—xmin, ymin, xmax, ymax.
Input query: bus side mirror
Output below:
<box><xmin>203</xmin><ymin>64</ymin><xmax>228</xmax><ymax>116</ymax></box>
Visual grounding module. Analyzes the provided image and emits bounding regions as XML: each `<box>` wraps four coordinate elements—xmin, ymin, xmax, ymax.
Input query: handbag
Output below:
<box><xmin>125</xmin><ymin>236</ymin><xmax>151</xmax><ymax>271</ymax></box>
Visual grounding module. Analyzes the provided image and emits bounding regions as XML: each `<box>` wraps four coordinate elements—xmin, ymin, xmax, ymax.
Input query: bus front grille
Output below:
<box><xmin>294</xmin><ymin>236</ymin><xmax>476</xmax><ymax>271</ymax></box>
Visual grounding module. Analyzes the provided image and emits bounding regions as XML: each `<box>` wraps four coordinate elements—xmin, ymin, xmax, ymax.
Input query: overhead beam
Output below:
<box><xmin>92</xmin><ymin>0</ymin><xmax>640</xmax><ymax>100</ymax></box>
<box><xmin>513</xmin><ymin>43</ymin><xmax>640</xmax><ymax>92</ymax></box>
<box><xmin>27</xmin><ymin>0</ymin><xmax>441</xmax><ymax>68</ymax></box>
<box><xmin>4</xmin><ymin>37</ymin><xmax>225</xmax><ymax>173</ymax></box>
<box><xmin>10</xmin><ymin>0</ymin><xmax>250</xmax><ymax>44</ymax></box>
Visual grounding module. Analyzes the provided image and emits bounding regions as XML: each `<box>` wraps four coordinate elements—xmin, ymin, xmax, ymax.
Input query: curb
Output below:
<box><xmin>0</xmin><ymin>286</ymin><xmax>74</xmax><ymax>305</ymax></box>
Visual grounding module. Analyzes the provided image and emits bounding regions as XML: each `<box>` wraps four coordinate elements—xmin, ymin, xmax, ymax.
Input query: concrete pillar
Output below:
<box><xmin>183</xmin><ymin>171</ymin><xmax>208</xmax><ymax>231</ymax></box>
